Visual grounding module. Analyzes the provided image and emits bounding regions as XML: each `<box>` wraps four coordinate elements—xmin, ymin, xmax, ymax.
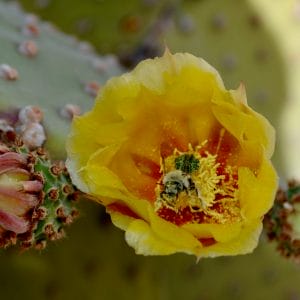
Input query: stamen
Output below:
<box><xmin>155</xmin><ymin>143</ymin><xmax>240</xmax><ymax>226</ymax></box>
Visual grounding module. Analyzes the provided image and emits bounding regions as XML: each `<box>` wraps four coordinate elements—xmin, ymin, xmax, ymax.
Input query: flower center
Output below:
<box><xmin>154</xmin><ymin>144</ymin><xmax>241</xmax><ymax>225</ymax></box>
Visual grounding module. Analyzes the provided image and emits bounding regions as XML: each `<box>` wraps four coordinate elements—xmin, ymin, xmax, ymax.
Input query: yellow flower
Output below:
<box><xmin>66</xmin><ymin>51</ymin><xmax>278</xmax><ymax>258</ymax></box>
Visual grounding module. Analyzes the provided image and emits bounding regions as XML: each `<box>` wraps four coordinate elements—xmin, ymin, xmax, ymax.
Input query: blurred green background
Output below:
<box><xmin>1</xmin><ymin>0</ymin><xmax>300</xmax><ymax>299</ymax></box>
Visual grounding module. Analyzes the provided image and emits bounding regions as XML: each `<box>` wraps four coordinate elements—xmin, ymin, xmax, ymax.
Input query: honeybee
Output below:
<box><xmin>159</xmin><ymin>169</ymin><xmax>204</xmax><ymax>211</ymax></box>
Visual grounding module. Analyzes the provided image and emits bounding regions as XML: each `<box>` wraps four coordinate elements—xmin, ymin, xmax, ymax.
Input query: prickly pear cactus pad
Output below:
<box><xmin>17</xmin><ymin>0</ymin><xmax>168</xmax><ymax>54</ymax></box>
<box><xmin>0</xmin><ymin>1</ymin><xmax>123</xmax><ymax>159</ymax></box>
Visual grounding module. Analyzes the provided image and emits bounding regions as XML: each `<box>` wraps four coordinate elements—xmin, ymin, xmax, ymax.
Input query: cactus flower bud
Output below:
<box><xmin>264</xmin><ymin>180</ymin><xmax>300</xmax><ymax>262</ymax></box>
<box><xmin>0</xmin><ymin>151</ymin><xmax>40</xmax><ymax>235</ymax></box>
<box><xmin>0</xmin><ymin>122</ymin><xmax>79</xmax><ymax>249</ymax></box>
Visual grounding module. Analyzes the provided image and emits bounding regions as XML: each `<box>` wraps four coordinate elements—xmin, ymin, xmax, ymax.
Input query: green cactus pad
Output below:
<box><xmin>0</xmin><ymin>1</ymin><xmax>123</xmax><ymax>159</ymax></box>
<box><xmin>17</xmin><ymin>0</ymin><xmax>167</xmax><ymax>54</ymax></box>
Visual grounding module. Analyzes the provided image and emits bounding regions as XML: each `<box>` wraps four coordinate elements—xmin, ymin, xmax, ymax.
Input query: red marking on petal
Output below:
<box><xmin>157</xmin><ymin>206</ymin><xmax>206</xmax><ymax>226</ymax></box>
<box><xmin>160</xmin><ymin>142</ymin><xmax>174</xmax><ymax>158</ymax></box>
<box><xmin>107</xmin><ymin>203</ymin><xmax>140</xmax><ymax>219</ymax></box>
<box><xmin>199</xmin><ymin>237</ymin><xmax>216</xmax><ymax>247</ymax></box>
<box><xmin>160</xmin><ymin>139</ymin><xmax>188</xmax><ymax>158</ymax></box>
<box><xmin>0</xmin><ymin>209</ymin><xmax>28</xmax><ymax>233</ymax></box>
<box><xmin>135</xmin><ymin>186</ymin><xmax>156</xmax><ymax>202</ymax></box>
<box><xmin>207</xmin><ymin>127</ymin><xmax>239</xmax><ymax>165</ymax></box>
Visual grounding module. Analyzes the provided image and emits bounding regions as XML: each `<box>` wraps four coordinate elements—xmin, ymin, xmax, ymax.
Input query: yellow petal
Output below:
<box><xmin>87</xmin><ymin>143</ymin><xmax>123</xmax><ymax>168</ymax></box>
<box><xmin>230</xmin><ymin>82</ymin><xmax>247</xmax><ymax>105</ymax></box>
<box><xmin>66</xmin><ymin>142</ymin><xmax>123</xmax><ymax>194</ymax></box>
<box><xmin>147</xmin><ymin>205</ymin><xmax>202</xmax><ymax>255</ymax></box>
<box><xmin>237</xmin><ymin>141</ymin><xmax>264</xmax><ymax>170</ymax></box>
<box><xmin>85</xmin><ymin>163</ymin><xmax>149</xmax><ymax>220</ymax></box>
<box><xmin>66</xmin><ymin>75</ymin><xmax>134</xmax><ymax>169</ymax></box>
<box><xmin>112</xmin><ymin>207</ymin><xmax>202</xmax><ymax>256</ymax></box>
<box><xmin>98</xmin><ymin>73</ymin><xmax>141</xmax><ymax>121</ymax></box>
<box><xmin>132</xmin><ymin>50</ymin><xmax>224</xmax><ymax>95</ymax></box>
<box><xmin>197</xmin><ymin>219</ymin><xmax>262</xmax><ymax>258</ymax></box>
<box><xmin>66</xmin><ymin>113</ymin><xmax>100</xmax><ymax>168</ymax></box>
<box><xmin>66</xmin><ymin>116</ymin><xmax>126</xmax><ymax>175</ymax></box>
<box><xmin>86</xmin><ymin>165</ymin><xmax>128</xmax><ymax>195</ymax></box>
<box><xmin>125</xmin><ymin>219</ymin><xmax>184</xmax><ymax>256</ymax></box>
<box><xmin>109</xmin><ymin>210</ymin><xmax>135</xmax><ymax>231</ymax></box>
<box><xmin>109</xmin><ymin>145</ymin><xmax>158</xmax><ymax>201</ymax></box>
<box><xmin>211</xmin><ymin>96</ymin><xmax>275</xmax><ymax>159</ymax></box>
<box><xmin>188</xmin><ymin>105</ymin><xmax>217</xmax><ymax>145</ymax></box>
<box><xmin>238</xmin><ymin>158</ymin><xmax>278</xmax><ymax>221</ymax></box>
<box><xmin>182</xmin><ymin>222</ymin><xmax>242</xmax><ymax>243</ymax></box>
<box><xmin>162</xmin><ymin>69</ymin><xmax>217</xmax><ymax>107</ymax></box>
<box><xmin>65</xmin><ymin>154</ymin><xmax>84</xmax><ymax>192</ymax></box>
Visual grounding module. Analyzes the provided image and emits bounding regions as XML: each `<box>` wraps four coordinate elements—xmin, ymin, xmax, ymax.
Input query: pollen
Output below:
<box><xmin>155</xmin><ymin>143</ymin><xmax>240</xmax><ymax>225</ymax></box>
